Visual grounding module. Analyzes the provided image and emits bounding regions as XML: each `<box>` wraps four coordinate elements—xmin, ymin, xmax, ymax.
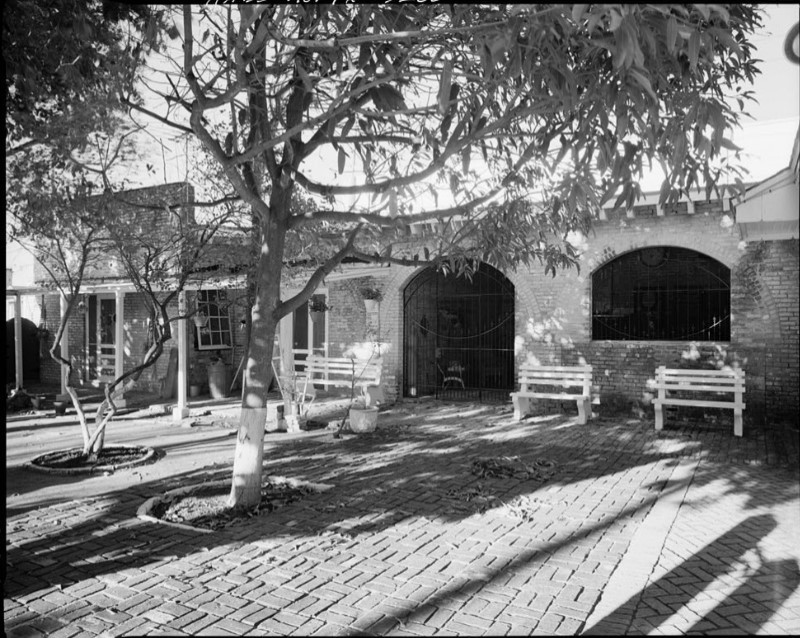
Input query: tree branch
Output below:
<box><xmin>275</xmin><ymin>224</ymin><xmax>363</xmax><ymax>319</ymax></box>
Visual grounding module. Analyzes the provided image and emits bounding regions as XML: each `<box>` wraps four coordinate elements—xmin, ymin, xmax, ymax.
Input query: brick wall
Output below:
<box><xmin>328</xmin><ymin>199</ymin><xmax>797</xmax><ymax>424</ymax></box>
<box><xmin>33</xmin><ymin>186</ymin><xmax>797</xmax><ymax>422</ymax></box>
<box><xmin>33</xmin><ymin>182</ymin><xmax>195</xmax><ymax>286</ymax></box>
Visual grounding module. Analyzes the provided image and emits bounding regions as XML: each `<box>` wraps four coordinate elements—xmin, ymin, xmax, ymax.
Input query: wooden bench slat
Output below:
<box><xmin>653</xmin><ymin>398</ymin><xmax>746</xmax><ymax>410</ymax></box>
<box><xmin>656</xmin><ymin>366</ymin><xmax>745</xmax><ymax>377</ymax></box>
<box><xmin>656</xmin><ymin>383</ymin><xmax>745</xmax><ymax>393</ymax></box>
<box><xmin>519</xmin><ymin>377</ymin><xmax>586</xmax><ymax>386</ymax></box>
<box><xmin>513</xmin><ymin>391</ymin><xmax>591</xmax><ymax>401</ymax></box>
<box><xmin>658</xmin><ymin>373</ymin><xmax>745</xmax><ymax>380</ymax></box>
<box><xmin>519</xmin><ymin>364</ymin><xmax>592</xmax><ymax>371</ymax></box>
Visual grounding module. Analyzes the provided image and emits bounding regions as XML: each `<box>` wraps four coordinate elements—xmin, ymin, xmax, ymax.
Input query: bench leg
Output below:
<box><xmin>512</xmin><ymin>396</ymin><xmax>530</xmax><ymax>422</ymax></box>
<box><xmin>734</xmin><ymin>409</ymin><xmax>743</xmax><ymax>437</ymax></box>
<box><xmin>576</xmin><ymin>398</ymin><xmax>589</xmax><ymax>425</ymax></box>
<box><xmin>654</xmin><ymin>403</ymin><xmax>664</xmax><ymax>431</ymax></box>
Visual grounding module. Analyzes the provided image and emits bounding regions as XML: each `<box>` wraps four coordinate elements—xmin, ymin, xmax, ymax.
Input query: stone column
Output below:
<box><xmin>114</xmin><ymin>290</ymin><xmax>126</xmax><ymax>408</ymax></box>
<box><xmin>14</xmin><ymin>293</ymin><xmax>23</xmax><ymax>390</ymax></box>
<box><xmin>173</xmin><ymin>290</ymin><xmax>190</xmax><ymax>421</ymax></box>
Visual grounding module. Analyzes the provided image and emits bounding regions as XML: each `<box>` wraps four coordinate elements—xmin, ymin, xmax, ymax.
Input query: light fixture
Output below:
<box><xmin>193</xmin><ymin>310</ymin><xmax>209</xmax><ymax>328</ymax></box>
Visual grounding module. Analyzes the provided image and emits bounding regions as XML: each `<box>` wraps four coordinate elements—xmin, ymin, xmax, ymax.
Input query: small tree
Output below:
<box><xmin>7</xmin><ymin>177</ymin><xmax>235</xmax><ymax>459</ymax></box>
<box><xmin>133</xmin><ymin>4</ymin><xmax>762</xmax><ymax>506</ymax></box>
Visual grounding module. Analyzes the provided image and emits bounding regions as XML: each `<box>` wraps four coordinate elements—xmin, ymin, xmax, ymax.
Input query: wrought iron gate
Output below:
<box><xmin>403</xmin><ymin>263</ymin><xmax>515</xmax><ymax>402</ymax></box>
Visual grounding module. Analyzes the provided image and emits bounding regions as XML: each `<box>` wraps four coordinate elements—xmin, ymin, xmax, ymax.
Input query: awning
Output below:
<box><xmin>735</xmin><ymin>167</ymin><xmax>799</xmax><ymax>241</ymax></box>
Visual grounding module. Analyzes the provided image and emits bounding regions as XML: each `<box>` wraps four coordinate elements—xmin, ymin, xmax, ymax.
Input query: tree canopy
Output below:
<box><xmin>140</xmin><ymin>4</ymin><xmax>761</xmax><ymax>281</ymax></box>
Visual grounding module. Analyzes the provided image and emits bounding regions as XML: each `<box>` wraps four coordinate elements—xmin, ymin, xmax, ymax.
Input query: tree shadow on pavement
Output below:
<box><xmin>4</xmin><ymin>400</ymin><xmax>799</xmax><ymax>634</ymax></box>
<box><xmin>582</xmin><ymin>513</ymin><xmax>800</xmax><ymax>635</ymax></box>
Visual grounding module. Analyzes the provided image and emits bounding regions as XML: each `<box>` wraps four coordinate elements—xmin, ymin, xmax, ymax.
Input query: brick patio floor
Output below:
<box><xmin>5</xmin><ymin>398</ymin><xmax>799</xmax><ymax>636</ymax></box>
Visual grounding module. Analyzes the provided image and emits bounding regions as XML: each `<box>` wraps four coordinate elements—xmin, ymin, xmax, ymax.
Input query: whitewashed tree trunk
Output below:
<box><xmin>228</xmin><ymin>208</ymin><xmax>287</xmax><ymax>508</ymax></box>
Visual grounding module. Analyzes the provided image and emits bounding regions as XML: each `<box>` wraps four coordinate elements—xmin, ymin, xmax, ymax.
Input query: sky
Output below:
<box><xmin>723</xmin><ymin>3</ymin><xmax>800</xmax><ymax>181</ymax></box>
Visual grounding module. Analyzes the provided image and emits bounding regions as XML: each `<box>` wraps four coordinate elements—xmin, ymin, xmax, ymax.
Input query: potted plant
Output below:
<box><xmin>335</xmin><ymin>355</ymin><xmax>380</xmax><ymax>436</ymax></box>
<box><xmin>359</xmin><ymin>286</ymin><xmax>383</xmax><ymax>312</ymax></box>
<box><xmin>348</xmin><ymin>397</ymin><xmax>379</xmax><ymax>433</ymax></box>
<box><xmin>189</xmin><ymin>362</ymin><xmax>204</xmax><ymax>397</ymax></box>
<box><xmin>274</xmin><ymin>370</ymin><xmax>309</xmax><ymax>432</ymax></box>
<box><xmin>308</xmin><ymin>298</ymin><xmax>331</xmax><ymax>323</ymax></box>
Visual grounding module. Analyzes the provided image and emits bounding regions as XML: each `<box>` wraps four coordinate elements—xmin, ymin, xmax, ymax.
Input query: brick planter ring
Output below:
<box><xmin>25</xmin><ymin>445</ymin><xmax>157</xmax><ymax>475</ymax></box>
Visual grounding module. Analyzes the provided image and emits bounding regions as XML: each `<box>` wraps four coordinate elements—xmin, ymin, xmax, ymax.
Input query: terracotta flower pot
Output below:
<box><xmin>349</xmin><ymin>406</ymin><xmax>378</xmax><ymax>433</ymax></box>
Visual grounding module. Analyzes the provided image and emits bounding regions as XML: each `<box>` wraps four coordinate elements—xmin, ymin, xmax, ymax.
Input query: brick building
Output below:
<box><xmin>10</xmin><ymin>138</ymin><xmax>798</xmax><ymax>425</ymax></box>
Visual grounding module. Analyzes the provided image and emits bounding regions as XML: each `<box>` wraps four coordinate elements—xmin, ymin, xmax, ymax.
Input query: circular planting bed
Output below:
<box><xmin>28</xmin><ymin>445</ymin><xmax>157</xmax><ymax>475</ymax></box>
<box><xmin>139</xmin><ymin>477</ymin><xmax>331</xmax><ymax>532</ymax></box>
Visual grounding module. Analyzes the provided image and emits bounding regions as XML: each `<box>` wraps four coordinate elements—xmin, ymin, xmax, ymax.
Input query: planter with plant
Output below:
<box><xmin>308</xmin><ymin>298</ymin><xmax>332</xmax><ymax>323</ymax></box>
<box><xmin>271</xmin><ymin>360</ymin><xmax>310</xmax><ymax>433</ymax></box>
<box><xmin>348</xmin><ymin>398</ymin><xmax>379</xmax><ymax>433</ymax></box>
<box><xmin>189</xmin><ymin>362</ymin><xmax>204</xmax><ymax>397</ymax></box>
<box><xmin>336</xmin><ymin>355</ymin><xmax>380</xmax><ymax>436</ymax></box>
<box><xmin>359</xmin><ymin>286</ymin><xmax>383</xmax><ymax>312</ymax></box>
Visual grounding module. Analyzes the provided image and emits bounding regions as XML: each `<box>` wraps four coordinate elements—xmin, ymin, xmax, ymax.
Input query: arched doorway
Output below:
<box><xmin>403</xmin><ymin>263</ymin><xmax>514</xmax><ymax>401</ymax></box>
<box><xmin>6</xmin><ymin>318</ymin><xmax>41</xmax><ymax>383</ymax></box>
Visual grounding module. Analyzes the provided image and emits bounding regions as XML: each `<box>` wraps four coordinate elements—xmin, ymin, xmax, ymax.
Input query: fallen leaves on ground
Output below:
<box><xmin>471</xmin><ymin>456</ymin><xmax>556</xmax><ymax>481</ymax></box>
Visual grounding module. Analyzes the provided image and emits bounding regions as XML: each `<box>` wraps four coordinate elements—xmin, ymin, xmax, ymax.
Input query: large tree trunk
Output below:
<box><xmin>228</xmin><ymin>208</ymin><xmax>287</xmax><ymax>508</ymax></box>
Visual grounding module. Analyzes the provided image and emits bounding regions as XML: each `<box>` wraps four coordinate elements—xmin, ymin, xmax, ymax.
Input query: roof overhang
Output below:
<box><xmin>734</xmin><ymin>166</ymin><xmax>799</xmax><ymax>241</ymax></box>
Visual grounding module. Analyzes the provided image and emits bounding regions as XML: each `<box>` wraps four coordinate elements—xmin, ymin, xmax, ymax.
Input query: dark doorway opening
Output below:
<box><xmin>6</xmin><ymin>318</ymin><xmax>41</xmax><ymax>383</ymax></box>
<box><xmin>403</xmin><ymin>263</ymin><xmax>515</xmax><ymax>402</ymax></box>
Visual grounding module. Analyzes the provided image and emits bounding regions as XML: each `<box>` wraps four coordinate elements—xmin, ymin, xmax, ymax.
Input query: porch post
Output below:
<box><xmin>114</xmin><ymin>290</ymin><xmax>126</xmax><ymax>408</ymax></box>
<box><xmin>173</xmin><ymin>290</ymin><xmax>189</xmax><ymax>421</ymax></box>
<box><xmin>14</xmin><ymin>293</ymin><xmax>23</xmax><ymax>391</ymax></box>
<box><xmin>57</xmin><ymin>293</ymin><xmax>70</xmax><ymax>401</ymax></box>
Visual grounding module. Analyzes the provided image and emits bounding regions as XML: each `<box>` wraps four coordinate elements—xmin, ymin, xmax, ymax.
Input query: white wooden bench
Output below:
<box><xmin>652</xmin><ymin>366</ymin><xmax>745</xmax><ymax>436</ymax></box>
<box><xmin>510</xmin><ymin>364</ymin><xmax>594</xmax><ymax>424</ymax></box>
<box><xmin>294</xmin><ymin>355</ymin><xmax>384</xmax><ymax>407</ymax></box>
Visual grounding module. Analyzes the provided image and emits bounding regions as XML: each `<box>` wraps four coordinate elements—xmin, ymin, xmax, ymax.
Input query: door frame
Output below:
<box><xmin>91</xmin><ymin>293</ymin><xmax>117</xmax><ymax>384</ymax></box>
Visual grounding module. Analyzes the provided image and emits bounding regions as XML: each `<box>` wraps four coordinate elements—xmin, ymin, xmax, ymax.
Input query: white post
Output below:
<box><xmin>57</xmin><ymin>293</ymin><xmax>70</xmax><ymax>401</ymax></box>
<box><xmin>114</xmin><ymin>290</ymin><xmax>126</xmax><ymax>408</ymax></box>
<box><xmin>14</xmin><ymin>294</ymin><xmax>23</xmax><ymax>390</ymax></box>
<box><xmin>173</xmin><ymin>290</ymin><xmax>189</xmax><ymax>420</ymax></box>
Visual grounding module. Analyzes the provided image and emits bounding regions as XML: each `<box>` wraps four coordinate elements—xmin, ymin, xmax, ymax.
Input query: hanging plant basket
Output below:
<box><xmin>310</xmin><ymin>310</ymin><xmax>325</xmax><ymax>323</ymax></box>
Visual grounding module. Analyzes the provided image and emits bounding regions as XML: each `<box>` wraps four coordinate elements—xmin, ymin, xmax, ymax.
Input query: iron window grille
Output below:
<box><xmin>196</xmin><ymin>290</ymin><xmax>232</xmax><ymax>350</ymax></box>
<box><xmin>592</xmin><ymin>247</ymin><xmax>730</xmax><ymax>341</ymax></box>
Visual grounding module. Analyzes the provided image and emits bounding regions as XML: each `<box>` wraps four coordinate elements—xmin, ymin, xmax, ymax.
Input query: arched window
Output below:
<box><xmin>592</xmin><ymin>247</ymin><xmax>730</xmax><ymax>341</ymax></box>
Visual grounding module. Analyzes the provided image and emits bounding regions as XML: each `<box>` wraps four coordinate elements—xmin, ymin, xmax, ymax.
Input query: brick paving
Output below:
<box><xmin>5</xmin><ymin>399</ymin><xmax>800</xmax><ymax>636</ymax></box>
